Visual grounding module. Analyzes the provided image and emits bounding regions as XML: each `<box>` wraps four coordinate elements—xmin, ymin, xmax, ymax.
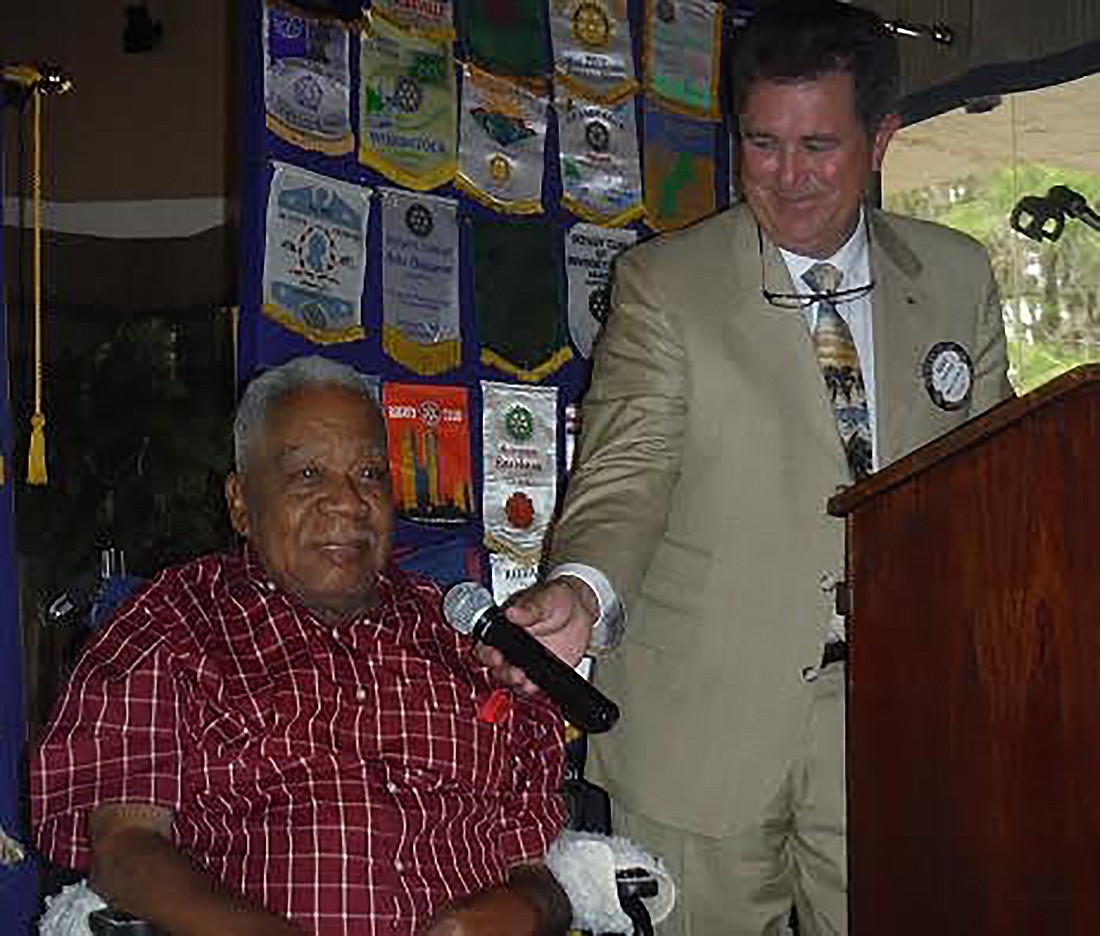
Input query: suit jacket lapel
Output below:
<box><xmin>869</xmin><ymin>210</ymin><xmax>934</xmax><ymax>466</ymax></box>
<box><xmin>749</xmin><ymin>216</ymin><xmax>849</xmax><ymax>473</ymax></box>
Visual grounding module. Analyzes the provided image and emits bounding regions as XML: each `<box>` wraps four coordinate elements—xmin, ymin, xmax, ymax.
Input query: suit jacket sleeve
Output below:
<box><xmin>547</xmin><ymin>245</ymin><xmax>687</xmax><ymax>611</ymax></box>
<box><xmin>970</xmin><ymin>249</ymin><xmax>1015</xmax><ymax>414</ymax></box>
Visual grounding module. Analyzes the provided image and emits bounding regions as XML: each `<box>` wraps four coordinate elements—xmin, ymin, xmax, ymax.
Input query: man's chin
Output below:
<box><xmin>300</xmin><ymin>583</ymin><xmax>379</xmax><ymax>621</ymax></box>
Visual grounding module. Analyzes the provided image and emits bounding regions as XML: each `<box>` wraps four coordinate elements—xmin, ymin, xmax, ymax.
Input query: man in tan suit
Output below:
<box><xmin>484</xmin><ymin>3</ymin><xmax>1013</xmax><ymax>933</ymax></box>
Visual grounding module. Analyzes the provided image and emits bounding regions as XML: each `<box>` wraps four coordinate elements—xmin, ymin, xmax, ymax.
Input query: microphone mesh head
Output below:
<box><xmin>443</xmin><ymin>581</ymin><xmax>494</xmax><ymax>636</ymax></box>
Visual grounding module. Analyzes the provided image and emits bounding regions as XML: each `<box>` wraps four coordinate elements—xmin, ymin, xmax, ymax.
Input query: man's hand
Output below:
<box><xmin>477</xmin><ymin>578</ymin><xmax>598</xmax><ymax>695</ymax></box>
<box><xmin>421</xmin><ymin>865</ymin><xmax>571</xmax><ymax>936</ymax></box>
<box><xmin>420</xmin><ymin>887</ymin><xmax>541</xmax><ymax>935</ymax></box>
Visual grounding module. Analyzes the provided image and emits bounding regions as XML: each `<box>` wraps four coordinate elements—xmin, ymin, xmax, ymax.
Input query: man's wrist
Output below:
<box><xmin>507</xmin><ymin>864</ymin><xmax>572</xmax><ymax>936</ymax></box>
<box><xmin>546</xmin><ymin>563</ymin><xmax>624</xmax><ymax>652</ymax></box>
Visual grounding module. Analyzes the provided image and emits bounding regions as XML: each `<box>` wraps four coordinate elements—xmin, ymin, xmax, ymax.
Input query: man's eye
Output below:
<box><xmin>361</xmin><ymin>464</ymin><xmax>388</xmax><ymax>482</ymax></box>
<box><xmin>743</xmin><ymin>135</ymin><xmax>776</xmax><ymax>152</ymax></box>
<box><xmin>300</xmin><ymin>465</ymin><xmax>320</xmax><ymax>481</ymax></box>
<box><xmin>804</xmin><ymin>139</ymin><xmax>838</xmax><ymax>153</ymax></box>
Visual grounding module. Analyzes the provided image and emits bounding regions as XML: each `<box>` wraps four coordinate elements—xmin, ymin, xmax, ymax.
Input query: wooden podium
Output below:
<box><xmin>828</xmin><ymin>364</ymin><xmax>1100</xmax><ymax>935</ymax></box>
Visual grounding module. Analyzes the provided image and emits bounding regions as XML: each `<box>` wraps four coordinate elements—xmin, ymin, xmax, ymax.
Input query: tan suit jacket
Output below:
<box><xmin>548</xmin><ymin>202</ymin><xmax>1013</xmax><ymax>837</ymax></box>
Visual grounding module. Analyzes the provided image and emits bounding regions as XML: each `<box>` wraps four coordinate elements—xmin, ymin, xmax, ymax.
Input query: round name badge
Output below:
<box><xmin>921</xmin><ymin>341</ymin><xmax>973</xmax><ymax>410</ymax></box>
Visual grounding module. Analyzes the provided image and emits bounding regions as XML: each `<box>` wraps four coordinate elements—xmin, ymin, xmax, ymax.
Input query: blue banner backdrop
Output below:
<box><xmin>237</xmin><ymin>0</ymin><xmax>750</xmax><ymax>587</ymax></box>
<box><xmin>0</xmin><ymin>106</ymin><xmax>40</xmax><ymax>933</ymax></box>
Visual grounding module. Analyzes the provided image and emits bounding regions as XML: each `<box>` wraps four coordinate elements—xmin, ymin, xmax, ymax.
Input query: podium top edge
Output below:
<box><xmin>827</xmin><ymin>362</ymin><xmax>1100</xmax><ymax>518</ymax></box>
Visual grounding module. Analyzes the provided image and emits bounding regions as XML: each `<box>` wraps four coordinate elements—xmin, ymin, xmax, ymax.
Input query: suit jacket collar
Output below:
<box><xmin>867</xmin><ymin>210</ymin><xmax>935</xmax><ymax>464</ymax></box>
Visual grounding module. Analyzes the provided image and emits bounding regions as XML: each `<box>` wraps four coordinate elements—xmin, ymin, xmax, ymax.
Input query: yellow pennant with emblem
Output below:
<box><xmin>359</xmin><ymin>12</ymin><xmax>458</xmax><ymax>191</ymax></box>
<box><xmin>550</xmin><ymin>0</ymin><xmax>637</xmax><ymax>102</ymax></box>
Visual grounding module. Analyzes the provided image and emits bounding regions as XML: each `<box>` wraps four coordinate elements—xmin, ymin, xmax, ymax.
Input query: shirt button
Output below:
<box><xmin>265</xmin><ymin>580</ymin><xmax>276</xmax><ymax>592</ymax></box>
<box><xmin>355</xmin><ymin>687</ymin><xmax>367</xmax><ymax>702</ymax></box>
<box><xmin>394</xmin><ymin>860</ymin><xmax>404</xmax><ymax>872</ymax></box>
<box><xmin>386</xmin><ymin>782</ymin><xmax>397</xmax><ymax>793</ymax></box>
<box><xmin>330</xmin><ymin>627</ymin><xmax>340</xmax><ymax>641</ymax></box>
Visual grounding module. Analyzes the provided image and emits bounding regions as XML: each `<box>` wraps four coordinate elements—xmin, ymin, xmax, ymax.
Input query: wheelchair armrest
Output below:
<box><xmin>614</xmin><ymin>868</ymin><xmax>658</xmax><ymax>936</ymax></box>
<box><xmin>87</xmin><ymin>908</ymin><xmax>163</xmax><ymax>935</ymax></box>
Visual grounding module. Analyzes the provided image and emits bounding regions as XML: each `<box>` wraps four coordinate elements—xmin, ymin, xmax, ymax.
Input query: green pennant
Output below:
<box><xmin>457</xmin><ymin>0</ymin><xmax>550</xmax><ymax>76</ymax></box>
<box><xmin>474</xmin><ymin>220</ymin><xmax>572</xmax><ymax>381</ymax></box>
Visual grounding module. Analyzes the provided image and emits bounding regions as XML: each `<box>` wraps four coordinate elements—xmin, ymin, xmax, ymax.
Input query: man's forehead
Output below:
<box><xmin>254</xmin><ymin>385</ymin><xmax>386</xmax><ymax>454</ymax></box>
<box><xmin>275</xmin><ymin>437</ymin><xmax>387</xmax><ymax>459</ymax></box>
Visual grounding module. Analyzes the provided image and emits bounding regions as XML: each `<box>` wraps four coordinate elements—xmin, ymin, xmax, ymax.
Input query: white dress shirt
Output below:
<box><xmin>777</xmin><ymin>211</ymin><xmax>878</xmax><ymax>471</ymax></box>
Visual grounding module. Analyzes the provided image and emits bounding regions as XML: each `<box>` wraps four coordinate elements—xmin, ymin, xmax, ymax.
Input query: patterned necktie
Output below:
<box><xmin>803</xmin><ymin>262</ymin><xmax>873</xmax><ymax>481</ymax></box>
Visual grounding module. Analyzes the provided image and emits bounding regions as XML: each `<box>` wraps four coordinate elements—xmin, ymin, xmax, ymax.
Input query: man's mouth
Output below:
<box><xmin>317</xmin><ymin>535</ymin><xmax>375</xmax><ymax>560</ymax></box>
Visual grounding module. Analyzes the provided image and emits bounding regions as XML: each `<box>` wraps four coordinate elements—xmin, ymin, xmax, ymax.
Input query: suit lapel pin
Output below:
<box><xmin>921</xmin><ymin>341</ymin><xmax>973</xmax><ymax>410</ymax></box>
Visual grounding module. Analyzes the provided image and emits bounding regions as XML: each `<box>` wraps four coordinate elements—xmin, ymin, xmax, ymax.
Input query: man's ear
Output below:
<box><xmin>225</xmin><ymin>472</ymin><xmax>250</xmax><ymax>538</ymax></box>
<box><xmin>871</xmin><ymin>112</ymin><xmax>902</xmax><ymax>172</ymax></box>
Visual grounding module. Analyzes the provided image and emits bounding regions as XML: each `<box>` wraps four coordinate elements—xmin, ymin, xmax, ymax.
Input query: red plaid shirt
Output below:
<box><xmin>32</xmin><ymin>547</ymin><xmax>566</xmax><ymax>935</ymax></box>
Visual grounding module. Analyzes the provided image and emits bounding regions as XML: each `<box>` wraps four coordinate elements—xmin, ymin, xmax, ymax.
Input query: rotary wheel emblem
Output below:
<box><xmin>572</xmin><ymin>2</ymin><xmax>611</xmax><ymax>48</ymax></box>
<box><xmin>405</xmin><ymin>203</ymin><xmax>434</xmax><ymax>238</ymax></box>
<box><xmin>504</xmin><ymin>405</ymin><xmax>535</xmax><ymax>441</ymax></box>
<box><xmin>489</xmin><ymin>154</ymin><xmax>512</xmax><ymax>183</ymax></box>
<box><xmin>588</xmin><ymin>286</ymin><xmax>610</xmax><ymax>323</ymax></box>
<box><xmin>418</xmin><ymin>400</ymin><xmax>442</xmax><ymax>427</ymax></box>
<box><xmin>585</xmin><ymin>119</ymin><xmax>610</xmax><ymax>153</ymax></box>
<box><xmin>393</xmin><ymin>76</ymin><xmax>423</xmax><ymax>114</ymax></box>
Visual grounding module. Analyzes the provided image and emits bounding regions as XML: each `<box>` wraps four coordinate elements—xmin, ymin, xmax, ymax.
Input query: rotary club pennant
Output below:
<box><xmin>549</xmin><ymin>0</ymin><xmax>637</xmax><ymax>101</ymax></box>
<box><xmin>491</xmin><ymin>552</ymin><xmax>540</xmax><ymax>604</ymax></box>
<box><xmin>474</xmin><ymin>219</ymin><xmax>572</xmax><ymax>381</ymax></box>
<box><xmin>263</xmin><ymin>2</ymin><xmax>353</xmax><ymax>154</ymax></box>
<box><xmin>457</xmin><ymin>0</ymin><xmax>549</xmax><ymax>76</ymax></box>
<box><xmin>643</xmin><ymin>0</ymin><xmax>723</xmax><ymax>117</ymax></box>
<box><xmin>359</xmin><ymin>12</ymin><xmax>457</xmax><ymax>190</ymax></box>
<box><xmin>380</xmin><ymin>188</ymin><xmax>462</xmax><ymax>375</ymax></box>
<box><xmin>556</xmin><ymin>85</ymin><xmax>643</xmax><ymax>226</ymax></box>
<box><xmin>383</xmin><ymin>383</ymin><xmax>474</xmax><ymax>524</ymax></box>
<box><xmin>481</xmin><ymin>381</ymin><xmax>558</xmax><ymax>560</ymax></box>
<box><xmin>371</xmin><ymin>0</ymin><xmax>455</xmax><ymax>39</ymax></box>
<box><xmin>564</xmin><ymin>222</ymin><xmax>636</xmax><ymax>358</ymax></box>
<box><xmin>262</xmin><ymin>162</ymin><xmax>370</xmax><ymax>344</ymax></box>
<box><xmin>457</xmin><ymin>65</ymin><xmax>548</xmax><ymax>215</ymax></box>
<box><xmin>643</xmin><ymin>98</ymin><xmax>718</xmax><ymax>231</ymax></box>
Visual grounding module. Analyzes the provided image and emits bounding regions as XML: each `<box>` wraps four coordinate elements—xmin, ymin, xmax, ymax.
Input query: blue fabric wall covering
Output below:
<box><xmin>0</xmin><ymin>109</ymin><xmax>39</xmax><ymax>935</ymax></box>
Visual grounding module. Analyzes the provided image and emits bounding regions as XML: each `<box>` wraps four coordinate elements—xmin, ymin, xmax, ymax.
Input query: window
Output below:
<box><xmin>884</xmin><ymin>72</ymin><xmax>1100</xmax><ymax>394</ymax></box>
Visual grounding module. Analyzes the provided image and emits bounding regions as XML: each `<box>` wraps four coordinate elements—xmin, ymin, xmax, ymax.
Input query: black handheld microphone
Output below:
<box><xmin>443</xmin><ymin>581</ymin><xmax>621</xmax><ymax>734</ymax></box>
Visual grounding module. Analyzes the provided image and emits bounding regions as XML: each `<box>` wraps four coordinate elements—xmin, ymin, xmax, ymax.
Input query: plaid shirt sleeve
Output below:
<box><xmin>32</xmin><ymin>598</ymin><xmax>189</xmax><ymax>870</ymax></box>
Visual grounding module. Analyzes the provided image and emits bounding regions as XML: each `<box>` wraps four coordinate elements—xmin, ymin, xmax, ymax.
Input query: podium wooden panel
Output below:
<box><xmin>828</xmin><ymin>364</ymin><xmax>1100</xmax><ymax>935</ymax></box>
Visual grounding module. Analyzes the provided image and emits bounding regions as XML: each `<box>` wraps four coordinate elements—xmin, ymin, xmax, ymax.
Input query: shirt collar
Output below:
<box><xmin>779</xmin><ymin>210</ymin><xmax>870</xmax><ymax>296</ymax></box>
<box><xmin>225</xmin><ymin>541</ymin><xmax>397</xmax><ymax>623</ymax></box>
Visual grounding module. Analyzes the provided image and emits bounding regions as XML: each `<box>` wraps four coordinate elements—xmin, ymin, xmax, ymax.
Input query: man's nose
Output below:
<box><xmin>777</xmin><ymin>148</ymin><xmax>806</xmax><ymax>189</ymax></box>
<box><xmin>322</xmin><ymin>474</ymin><xmax>373</xmax><ymax>514</ymax></box>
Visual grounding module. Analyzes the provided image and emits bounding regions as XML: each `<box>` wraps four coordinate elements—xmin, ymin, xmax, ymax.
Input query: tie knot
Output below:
<box><xmin>803</xmin><ymin>262</ymin><xmax>843</xmax><ymax>295</ymax></box>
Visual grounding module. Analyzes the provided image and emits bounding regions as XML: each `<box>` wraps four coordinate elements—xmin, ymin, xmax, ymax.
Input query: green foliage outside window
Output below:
<box><xmin>887</xmin><ymin>162</ymin><xmax>1100</xmax><ymax>395</ymax></box>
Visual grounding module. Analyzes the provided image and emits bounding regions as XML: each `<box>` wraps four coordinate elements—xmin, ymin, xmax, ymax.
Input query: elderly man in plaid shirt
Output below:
<box><xmin>32</xmin><ymin>356</ymin><xmax>573</xmax><ymax>936</ymax></box>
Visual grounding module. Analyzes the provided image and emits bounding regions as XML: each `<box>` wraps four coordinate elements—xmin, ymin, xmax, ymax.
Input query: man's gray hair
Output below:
<box><xmin>233</xmin><ymin>356</ymin><xmax>380</xmax><ymax>472</ymax></box>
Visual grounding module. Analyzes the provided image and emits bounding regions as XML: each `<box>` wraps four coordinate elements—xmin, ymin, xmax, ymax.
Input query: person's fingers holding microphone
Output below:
<box><xmin>474</xmin><ymin>577</ymin><xmax>598</xmax><ymax>695</ymax></box>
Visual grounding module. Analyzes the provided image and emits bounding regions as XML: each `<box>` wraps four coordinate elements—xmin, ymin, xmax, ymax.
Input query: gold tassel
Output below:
<box><xmin>2</xmin><ymin>65</ymin><xmax>69</xmax><ymax>486</ymax></box>
<box><xmin>27</xmin><ymin>85</ymin><xmax>47</xmax><ymax>485</ymax></box>
<box><xmin>27</xmin><ymin>414</ymin><xmax>47</xmax><ymax>485</ymax></box>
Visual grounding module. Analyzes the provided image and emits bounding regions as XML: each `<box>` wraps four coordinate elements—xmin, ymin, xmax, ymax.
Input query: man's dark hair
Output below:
<box><xmin>731</xmin><ymin>1</ymin><xmax>900</xmax><ymax>132</ymax></box>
